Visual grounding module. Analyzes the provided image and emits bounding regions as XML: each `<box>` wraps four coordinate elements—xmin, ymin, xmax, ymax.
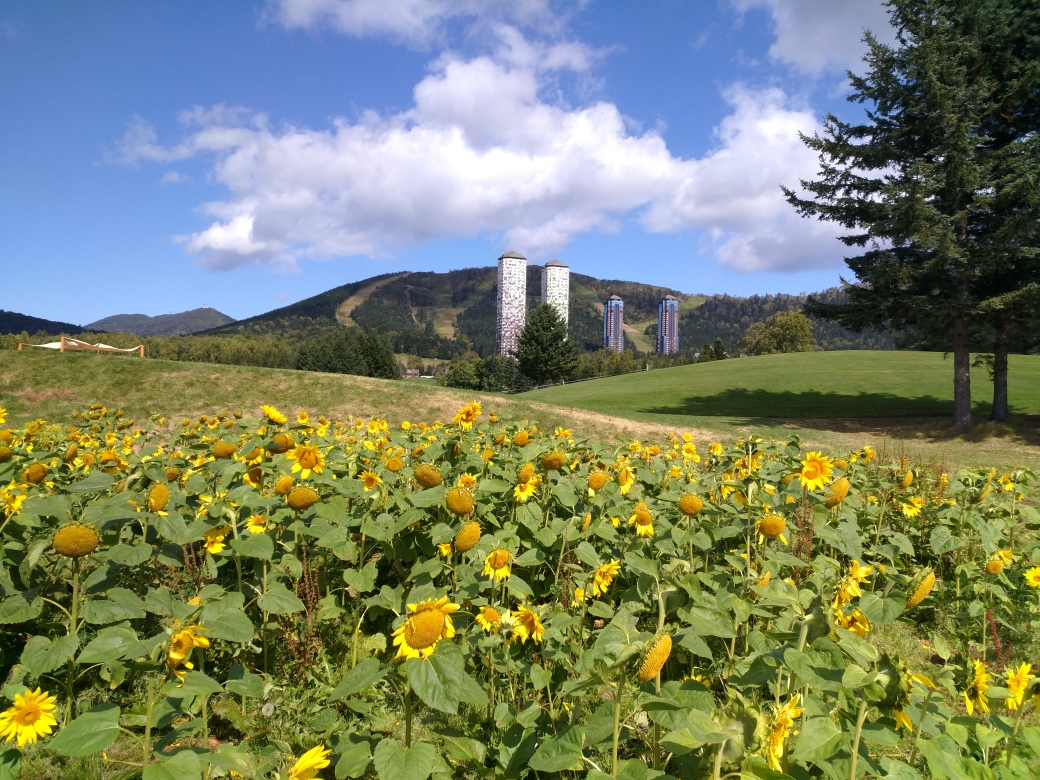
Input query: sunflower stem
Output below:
<box><xmin>611</xmin><ymin>668</ymin><xmax>626</xmax><ymax>777</ymax></box>
<box><xmin>1005</xmin><ymin>697</ymin><xmax>1030</xmax><ymax>767</ymax></box>
<box><xmin>908</xmin><ymin>689</ymin><xmax>933</xmax><ymax>768</ymax></box>
<box><xmin>142</xmin><ymin>674</ymin><xmax>156</xmax><ymax>770</ymax></box>
<box><xmin>848</xmin><ymin>697</ymin><xmax>868</xmax><ymax>780</ymax></box>
<box><xmin>712</xmin><ymin>743</ymin><xmax>724</xmax><ymax>780</ymax></box>
<box><xmin>404</xmin><ymin>679</ymin><xmax>413</xmax><ymax>748</ymax></box>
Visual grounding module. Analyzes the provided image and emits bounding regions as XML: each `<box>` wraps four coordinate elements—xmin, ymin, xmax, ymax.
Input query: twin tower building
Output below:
<box><xmin>494</xmin><ymin>251</ymin><xmax>680</xmax><ymax>357</ymax></box>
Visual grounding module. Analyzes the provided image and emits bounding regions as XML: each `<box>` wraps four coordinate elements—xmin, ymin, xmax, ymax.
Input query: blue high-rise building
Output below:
<box><xmin>657</xmin><ymin>295</ymin><xmax>679</xmax><ymax>354</ymax></box>
<box><xmin>603</xmin><ymin>295</ymin><xmax>624</xmax><ymax>353</ymax></box>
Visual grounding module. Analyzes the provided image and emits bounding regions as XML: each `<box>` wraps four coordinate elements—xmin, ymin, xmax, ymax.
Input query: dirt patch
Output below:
<box><xmin>24</xmin><ymin>388</ymin><xmax>74</xmax><ymax>403</ymax></box>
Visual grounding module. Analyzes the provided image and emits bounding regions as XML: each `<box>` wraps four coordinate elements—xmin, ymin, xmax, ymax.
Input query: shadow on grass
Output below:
<box><xmin>643</xmin><ymin>388</ymin><xmax>1040</xmax><ymax>446</ymax></box>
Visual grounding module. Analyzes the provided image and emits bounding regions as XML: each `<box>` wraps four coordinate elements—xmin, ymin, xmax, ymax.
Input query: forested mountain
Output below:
<box><xmin>0</xmin><ymin>310</ymin><xmax>82</xmax><ymax>336</ymax></box>
<box><xmin>86</xmin><ymin>307</ymin><xmax>234</xmax><ymax>337</ymax></box>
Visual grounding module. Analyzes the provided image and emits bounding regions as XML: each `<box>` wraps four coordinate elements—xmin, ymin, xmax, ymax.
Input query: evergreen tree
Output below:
<box><xmin>514</xmin><ymin>304</ymin><xmax>577</xmax><ymax>386</ymax></box>
<box><xmin>787</xmin><ymin>0</ymin><xmax>1040</xmax><ymax>428</ymax></box>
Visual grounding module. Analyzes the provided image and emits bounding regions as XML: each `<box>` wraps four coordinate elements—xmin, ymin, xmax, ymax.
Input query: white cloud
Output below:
<box><xmin>731</xmin><ymin>0</ymin><xmax>894</xmax><ymax>75</ymax></box>
<box><xmin>117</xmin><ymin>35</ymin><xmax>843</xmax><ymax>273</ymax></box>
<box><xmin>263</xmin><ymin>0</ymin><xmax>563</xmax><ymax>47</ymax></box>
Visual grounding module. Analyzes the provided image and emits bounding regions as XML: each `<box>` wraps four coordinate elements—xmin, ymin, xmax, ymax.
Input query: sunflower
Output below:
<box><xmin>413</xmin><ymin>464</ymin><xmax>442</xmax><ymax>488</ymax></box>
<box><xmin>1005</xmin><ymin>663</ymin><xmax>1033</xmax><ymax>710</ymax></box>
<box><xmin>452</xmin><ymin>401</ymin><xmax>482</xmax><ymax>430</ymax></box>
<box><xmin>834</xmin><ymin>561</ymin><xmax>873</xmax><ymax>607</ymax></box>
<box><xmin>274</xmin><ymin>475</ymin><xmax>293</xmax><ymax>495</ymax></box>
<box><xmin>391</xmin><ymin>596</ymin><xmax>460</xmax><ymax>660</ymax></box>
<box><xmin>824</xmin><ymin>477</ymin><xmax>850</xmax><ymax>509</ymax></box>
<box><xmin>286</xmin><ymin>445</ymin><xmax>325</xmax><ymax>479</ymax></box>
<box><xmin>246</xmin><ymin>515</ymin><xmax>267</xmax><ymax>534</ymax></box>
<box><xmin>148</xmin><ymin>483</ymin><xmax>170</xmax><ymax>513</ymax></box>
<box><xmin>964</xmin><ymin>659</ymin><xmax>991</xmax><ymax>715</ymax></box>
<box><xmin>454</xmin><ymin>521</ymin><xmax>481</xmax><ymax>552</ymax></box>
<box><xmin>901</xmin><ymin>496</ymin><xmax>925</xmax><ymax>518</ymax></box>
<box><xmin>24</xmin><ymin>463</ymin><xmax>48</xmax><ymax>484</ymax></box>
<box><xmin>1025</xmin><ymin>566</ymin><xmax>1040</xmax><ymax>588</ymax></box>
<box><xmin>986</xmin><ymin>558</ymin><xmax>1004</xmax><ymax>575</ymax></box>
<box><xmin>764</xmin><ymin>694</ymin><xmax>804</xmax><ymax>771</ymax></box>
<box><xmin>541</xmin><ymin>451</ymin><xmax>567</xmax><ymax>471</ymax></box>
<box><xmin>758</xmin><ymin>515</ymin><xmax>785</xmax><ymax>539</ymax></box>
<box><xmin>268</xmin><ymin>432</ymin><xmax>296</xmax><ymax>454</ymax></box>
<box><xmin>905</xmin><ymin>570</ymin><xmax>935</xmax><ymax>609</ymax></box>
<box><xmin>678</xmin><ymin>494</ymin><xmax>703</xmax><ymax>516</ymax></box>
<box><xmin>52</xmin><ymin>523</ymin><xmax>100</xmax><ymax>558</ymax></box>
<box><xmin>571</xmin><ymin>587</ymin><xmax>586</xmax><ymax>608</ymax></box>
<box><xmin>288</xmin><ymin>744</ymin><xmax>331</xmax><ymax>780</ymax></box>
<box><xmin>0</xmin><ymin>446</ymin><xmax>10</xmax><ymax>464</ymax></box>
<box><xmin>835</xmin><ymin>607</ymin><xmax>870</xmax><ymax>637</ymax></box>
<box><xmin>591</xmin><ymin>560</ymin><xmax>621</xmax><ymax>597</ymax></box>
<box><xmin>637</xmin><ymin>634</ymin><xmax>672</xmax><ymax>682</ymax></box>
<box><xmin>360</xmin><ymin>471</ymin><xmax>382</xmax><ymax>491</ymax></box>
<box><xmin>618</xmin><ymin>466</ymin><xmax>635</xmax><ymax>496</ymax></box>
<box><xmin>510</xmin><ymin>606</ymin><xmax>545</xmax><ymax>645</ymax></box>
<box><xmin>437</xmin><ymin>542</ymin><xmax>453</xmax><ymax>557</ymax></box>
<box><xmin>386</xmin><ymin>456</ymin><xmax>403</xmax><ymax>472</ymax></box>
<box><xmin>0</xmin><ymin>407</ymin><xmax>5</xmax><ymax>425</ymax></box>
<box><xmin>893</xmin><ymin>709</ymin><xmax>914</xmax><ymax>732</ymax></box>
<box><xmin>513</xmin><ymin>431</ymin><xmax>530</xmax><ymax>446</ymax></box>
<box><xmin>0</xmin><ymin>688</ymin><xmax>58</xmax><ymax>747</ymax></box>
<box><xmin>629</xmin><ymin>504</ymin><xmax>654</xmax><ymax>537</ymax></box>
<box><xmin>799</xmin><ymin>451</ymin><xmax>832</xmax><ymax>491</ymax></box>
<box><xmin>287</xmin><ymin>486</ymin><xmax>318</xmax><ymax>511</ymax></box>
<box><xmin>164</xmin><ymin>466</ymin><xmax>181</xmax><ymax>484</ymax></box>
<box><xmin>213</xmin><ymin>441</ymin><xmax>237</xmax><ymax>459</ymax></box>
<box><xmin>168</xmin><ymin>623</ymin><xmax>210</xmax><ymax>673</ymax></box>
<box><xmin>475</xmin><ymin>605</ymin><xmax>501</xmax><ymax>633</ymax></box>
<box><xmin>261</xmin><ymin>405</ymin><xmax>288</xmax><ymax>425</ymax></box>
<box><xmin>514</xmin><ymin>464</ymin><xmax>542</xmax><ymax>503</ymax></box>
<box><xmin>204</xmin><ymin>527</ymin><xmax>227</xmax><ymax>555</ymax></box>
<box><xmin>483</xmin><ymin>549</ymin><xmax>512</xmax><ymax>582</ymax></box>
<box><xmin>296</xmin><ymin>412</ymin><xmax>310</xmax><ymax>425</ymax></box>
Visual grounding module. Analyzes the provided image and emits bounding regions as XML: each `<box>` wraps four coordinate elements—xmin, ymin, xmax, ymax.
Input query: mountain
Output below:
<box><xmin>205</xmin><ymin>266</ymin><xmax>889</xmax><ymax>359</ymax></box>
<box><xmin>0</xmin><ymin>309</ymin><xmax>83</xmax><ymax>336</ymax></box>
<box><xmin>86</xmin><ymin>307</ymin><xmax>235</xmax><ymax>337</ymax></box>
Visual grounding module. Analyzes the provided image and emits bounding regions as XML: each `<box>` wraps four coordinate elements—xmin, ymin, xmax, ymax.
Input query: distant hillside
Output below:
<box><xmin>0</xmin><ymin>309</ymin><xmax>83</xmax><ymax>336</ymax></box>
<box><xmin>200</xmin><ymin>265</ymin><xmax>892</xmax><ymax>360</ymax></box>
<box><xmin>86</xmin><ymin>307</ymin><xmax>235</xmax><ymax>337</ymax></box>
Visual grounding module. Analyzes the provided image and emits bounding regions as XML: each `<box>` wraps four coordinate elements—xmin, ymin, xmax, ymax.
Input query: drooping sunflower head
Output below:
<box><xmin>588</xmin><ymin>472</ymin><xmax>610</xmax><ymax>492</ymax></box>
<box><xmin>963</xmin><ymin>659</ymin><xmax>991</xmax><ymax>715</ymax></box>
<box><xmin>287</xmin><ymin>486</ymin><xmax>318</xmax><ymax>512</ymax></box>
<box><xmin>824</xmin><ymin>477</ymin><xmax>850</xmax><ymax>509</ymax></box>
<box><xmin>758</xmin><ymin>515</ymin><xmax>785</xmax><ymax>539</ymax></box>
<box><xmin>591</xmin><ymin>560</ymin><xmax>621</xmax><ymax>596</ymax></box>
<box><xmin>637</xmin><ymin>634</ymin><xmax>672</xmax><ymax>682</ymax></box>
<box><xmin>455</xmin><ymin>521</ymin><xmax>481</xmax><ymax>552</ymax></box>
<box><xmin>267</xmin><ymin>433</ymin><xmax>296</xmax><ymax>454</ymax></box>
<box><xmin>446</xmin><ymin>487</ymin><xmax>475</xmax><ymax>516</ymax></box>
<box><xmin>483</xmin><ymin>548</ymin><xmax>512</xmax><ymax>582</ymax></box>
<box><xmin>0</xmin><ymin>446</ymin><xmax>11</xmax><ymax>464</ymax></box>
<box><xmin>452</xmin><ymin>401</ymin><xmax>482</xmax><ymax>430</ymax></box>
<box><xmin>52</xmin><ymin>523</ymin><xmax>100</xmax><ymax>558</ymax></box>
<box><xmin>24</xmin><ymin>463</ymin><xmax>48</xmax><ymax>485</ymax></box>
<box><xmin>213</xmin><ymin>441</ymin><xmax>237</xmax><ymax>459</ymax></box>
<box><xmin>510</xmin><ymin>605</ymin><xmax>545</xmax><ymax>645</ymax></box>
<box><xmin>414</xmin><ymin>464</ymin><xmax>442</xmax><ymax>488</ymax></box>
<box><xmin>901</xmin><ymin>470</ymin><xmax>914</xmax><ymax>489</ymax></box>
<box><xmin>261</xmin><ymin>405</ymin><xmax>288</xmax><ymax>425</ymax></box>
<box><xmin>391</xmin><ymin>596</ymin><xmax>460</xmax><ymax>660</ymax></box>
<box><xmin>274</xmin><ymin>476</ymin><xmax>293</xmax><ymax>495</ymax></box>
<box><xmin>678</xmin><ymin>494</ymin><xmax>704</xmax><ymax>517</ymax></box>
<box><xmin>148</xmin><ymin>484</ymin><xmax>170</xmax><ymax>513</ymax></box>
<box><xmin>905</xmin><ymin>569</ymin><xmax>935</xmax><ymax>609</ymax></box>
<box><xmin>763</xmin><ymin>694</ymin><xmax>804</xmax><ymax>771</ymax></box>
<box><xmin>165</xmin><ymin>466</ymin><xmax>182</xmax><ymax>483</ymax></box>
<box><xmin>63</xmin><ymin>443</ymin><xmax>78</xmax><ymax>464</ymax></box>
<box><xmin>541</xmin><ymin>451</ymin><xmax>567</xmax><ymax>471</ymax></box>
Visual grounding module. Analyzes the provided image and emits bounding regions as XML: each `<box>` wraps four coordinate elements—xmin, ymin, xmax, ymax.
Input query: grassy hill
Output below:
<box><xmin>2</xmin><ymin>349</ymin><xmax>1039</xmax><ymax>469</ymax></box>
<box><xmin>0</xmin><ymin>309</ymin><xmax>82</xmax><ymax>336</ymax></box>
<box><xmin>86</xmin><ymin>306</ymin><xmax>235</xmax><ymax>337</ymax></box>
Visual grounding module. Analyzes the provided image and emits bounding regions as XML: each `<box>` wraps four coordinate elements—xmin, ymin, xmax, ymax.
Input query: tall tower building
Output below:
<box><xmin>603</xmin><ymin>295</ymin><xmax>624</xmax><ymax>353</ymax></box>
<box><xmin>496</xmin><ymin>251</ymin><xmax>527</xmax><ymax>355</ymax></box>
<box><xmin>541</xmin><ymin>260</ymin><xmax>570</xmax><ymax>329</ymax></box>
<box><xmin>657</xmin><ymin>295</ymin><xmax>679</xmax><ymax>355</ymax></box>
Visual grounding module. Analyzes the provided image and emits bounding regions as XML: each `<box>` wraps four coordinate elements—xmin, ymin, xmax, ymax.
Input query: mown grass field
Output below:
<box><xmin>4</xmin><ymin>349</ymin><xmax>1040</xmax><ymax>469</ymax></box>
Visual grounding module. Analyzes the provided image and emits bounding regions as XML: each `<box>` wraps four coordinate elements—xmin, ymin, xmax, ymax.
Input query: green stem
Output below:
<box><xmin>908</xmin><ymin>689</ymin><xmax>934</xmax><ymax>768</ymax></box>
<box><xmin>262</xmin><ymin>561</ymin><xmax>269</xmax><ymax>675</ymax></box>
<box><xmin>848</xmin><ymin>698</ymin><xmax>869</xmax><ymax>780</ymax></box>
<box><xmin>142</xmin><ymin>674</ymin><xmax>156</xmax><ymax>770</ymax></box>
<box><xmin>786</xmin><ymin>616</ymin><xmax>811</xmax><ymax>695</ymax></box>
<box><xmin>712</xmin><ymin>743</ymin><xmax>724</xmax><ymax>780</ymax></box>
<box><xmin>612</xmin><ymin>669</ymin><xmax>627</xmax><ymax>777</ymax></box>
<box><xmin>404</xmin><ymin>679</ymin><xmax>413</xmax><ymax>748</ymax></box>
<box><xmin>1005</xmin><ymin>698</ymin><xmax>1031</xmax><ymax>767</ymax></box>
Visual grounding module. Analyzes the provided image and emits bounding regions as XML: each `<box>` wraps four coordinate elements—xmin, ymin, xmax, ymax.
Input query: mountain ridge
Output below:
<box><xmin>86</xmin><ymin>307</ymin><xmax>235</xmax><ymax>337</ymax></box>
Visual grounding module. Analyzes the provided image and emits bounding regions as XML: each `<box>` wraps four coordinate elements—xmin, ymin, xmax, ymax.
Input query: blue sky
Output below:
<box><xmin>0</xmin><ymin>1</ymin><xmax>894</xmax><ymax>324</ymax></box>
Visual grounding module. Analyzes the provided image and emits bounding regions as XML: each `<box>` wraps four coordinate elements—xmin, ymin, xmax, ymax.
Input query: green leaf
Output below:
<box><xmin>230</xmin><ymin>533</ymin><xmax>274</xmax><ymax>560</ymax></box>
<box><xmin>410</xmin><ymin>486</ymin><xmax>447</xmax><ymax>508</ymax></box>
<box><xmin>163</xmin><ymin>671</ymin><xmax>223</xmax><ymax>698</ymax></box>
<box><xmin>0</xmin><ymin>590</ymin><xmax>42</xmax><ymax>624</ymax></box>
<box><xmin>49</xmin><ymin>704</ymin><xmax>120</xmax><ymax>757</ymax></box>
<box><xmin>155</xmin><ymin>512</ymin><xmax>193</xmax><ymax>545</ymax></box>
<box><xmin>930</xmin><ymin>526</ymin><xmax>966</xmax><ymax>555</ymax></box>
<box><xmin>440</xmin><ymin>735</ymin><xmax>486</xmax><ymax>764</ymax></box>
<box><xmin>331</xmin><ymin>657</ymin><xmax>387</xmax><ymax>701</ymax></box>
<box><xmin>257</xmin><ymin>582</ymin><xmax>304</xmax><ymax>615</ymax></box>
<box><xmin>84</xmin><ymin>588</ymin><xmax>147</xmax><ymax>624</ymax></box>
<box><xmin>791</xmin><ymin>717</ymin><xmax>849</xmax><ymax>764</ymax></box>
<box><xmin>201</xmin><ymin>595</ymin><xmax>255</xmax><ymax>643</ymax></box>
<box><xmin>407</xmin><ymin>643</ymin><xmax>488</xmax><ymax>714</ymax></box>
<box><xmin>0</xmin><ymin>749</ymin><xmax>20</xmax><ymax>780</ymax></box>
<box><xmin>225</xmin><ymin>665</ymin><xmax>265</xmax><ymax>698</ymax></box>
<box><xmin>373</xmin><ymin>738</ymin><xmax>436</xmax><ymax>780</ymax></box>
<box><xmin>143</xmin><ymin>750</ymin><xmax>203</xmax><ymax>780</ymax></box>
<box><xmin>336</xmin><ymin>741</ymin><xmax>374</xmax><ymax>779</ymax></box>
<box><xmin>20</xmin><ymin>634</ymin><xmax>79</xmax><ymax>677</ymax></box>
<box><xmin>551</xmin><ymin>481</ymin><xmax>577</xmax><ymax>507</ymax></box>
<box><xmin>528</xmin><ymin>726</ymin><xmax>585</xmax><ymax>772</ymax></box>
<box><xmin>64</xmin><ymin>472</ymin><xmax>114</xmax><ymax>494</ymax></box>
<box><xmin>859</xmin><ymin>593</ymin><xmax>906</xmax><ymax>627</ymax></box>
<box><xmin>79</xmin><ymin>625</ymin><xmax>142</xmax><ymax>663</ymax></box>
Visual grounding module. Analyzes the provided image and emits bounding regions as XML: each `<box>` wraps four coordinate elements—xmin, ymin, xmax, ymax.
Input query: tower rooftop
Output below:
<box><xmin>499</xmin><ymin>251</ymin><xmax>526</xmax><ymax>260</ymax></box>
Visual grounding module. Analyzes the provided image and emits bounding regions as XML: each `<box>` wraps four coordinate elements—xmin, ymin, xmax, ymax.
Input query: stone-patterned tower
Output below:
<box><xmin>540</xmin><ymin>260</ymin><xmax>570</xmax><ymax>330</ymax></box>
<box><xmin>496</xmin><ymin>251</ymin><xmax>527</xmax><ymax>355</ymax></box>
<box><xmin>603</xmin><ymin>295</ymin><xmax>624</xmax><ymax>353</ymax></box>
<box><xmin>657</xmin><ymin>295</ymin><xmax>679</xmax><ymax>354</ymax></box>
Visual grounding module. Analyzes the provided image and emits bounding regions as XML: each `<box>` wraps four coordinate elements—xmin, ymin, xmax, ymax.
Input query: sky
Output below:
<box><xmin>0</xmin><ymin>0</ymin><xmax>896</xmax><ymax>325</ymax></box>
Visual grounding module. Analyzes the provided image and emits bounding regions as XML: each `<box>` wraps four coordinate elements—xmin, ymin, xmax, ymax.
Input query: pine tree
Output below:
<box><xmin>787</xmin><ymin>0</ymin><xmax>1040</xmax><ymax>428</ymax></box>
<box><xmin>514</xmin><ymin>304</ymin><xmax>577</xmax><ymax>386</ymax></box>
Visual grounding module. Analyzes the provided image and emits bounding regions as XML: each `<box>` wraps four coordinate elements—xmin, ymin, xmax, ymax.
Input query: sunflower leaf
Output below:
<box><xmin>49</xmin><ymin>703</ymin><xmax>120</xmax><ymax>757</ymax></box>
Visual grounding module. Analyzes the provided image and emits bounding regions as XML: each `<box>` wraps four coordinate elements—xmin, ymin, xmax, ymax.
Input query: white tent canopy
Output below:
<box><xmin>19</xmin><ymin>336</ymin><xmax>144</xmax><ymax>356</ymax></box>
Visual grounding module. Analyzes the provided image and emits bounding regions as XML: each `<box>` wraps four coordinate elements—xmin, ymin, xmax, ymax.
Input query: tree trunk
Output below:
<box><xmin>952</xmin><ymin>318</ymin><xmax>973</xmax><ymax>429</ymax></box>
<box><xmin>990</xmin><ymin>323</ymin><xmax>1009</xmax><ymax>422</ymax></box>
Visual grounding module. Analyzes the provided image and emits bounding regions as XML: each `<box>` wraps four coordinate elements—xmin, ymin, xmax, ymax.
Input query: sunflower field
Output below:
<box><xmin>0</xmin><ymin>401</ymin><xmax>1038</xmax><ymax>780</ymax></box>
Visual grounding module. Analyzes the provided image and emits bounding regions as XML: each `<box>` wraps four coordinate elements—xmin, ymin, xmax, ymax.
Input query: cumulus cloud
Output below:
<box><xmin>116</xmin><ymin>32</ymin><xmax>841</xmax><ymax>273</ymax></box>
<box><xmin>263</xmin><ymin>0</ymin><xmax>565</xmax><ymax>47</ymax></box>
<box><xmin>731</xmin><ymin>0</ymin><xmax>894</xmax><ymax>75</ymax></box>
